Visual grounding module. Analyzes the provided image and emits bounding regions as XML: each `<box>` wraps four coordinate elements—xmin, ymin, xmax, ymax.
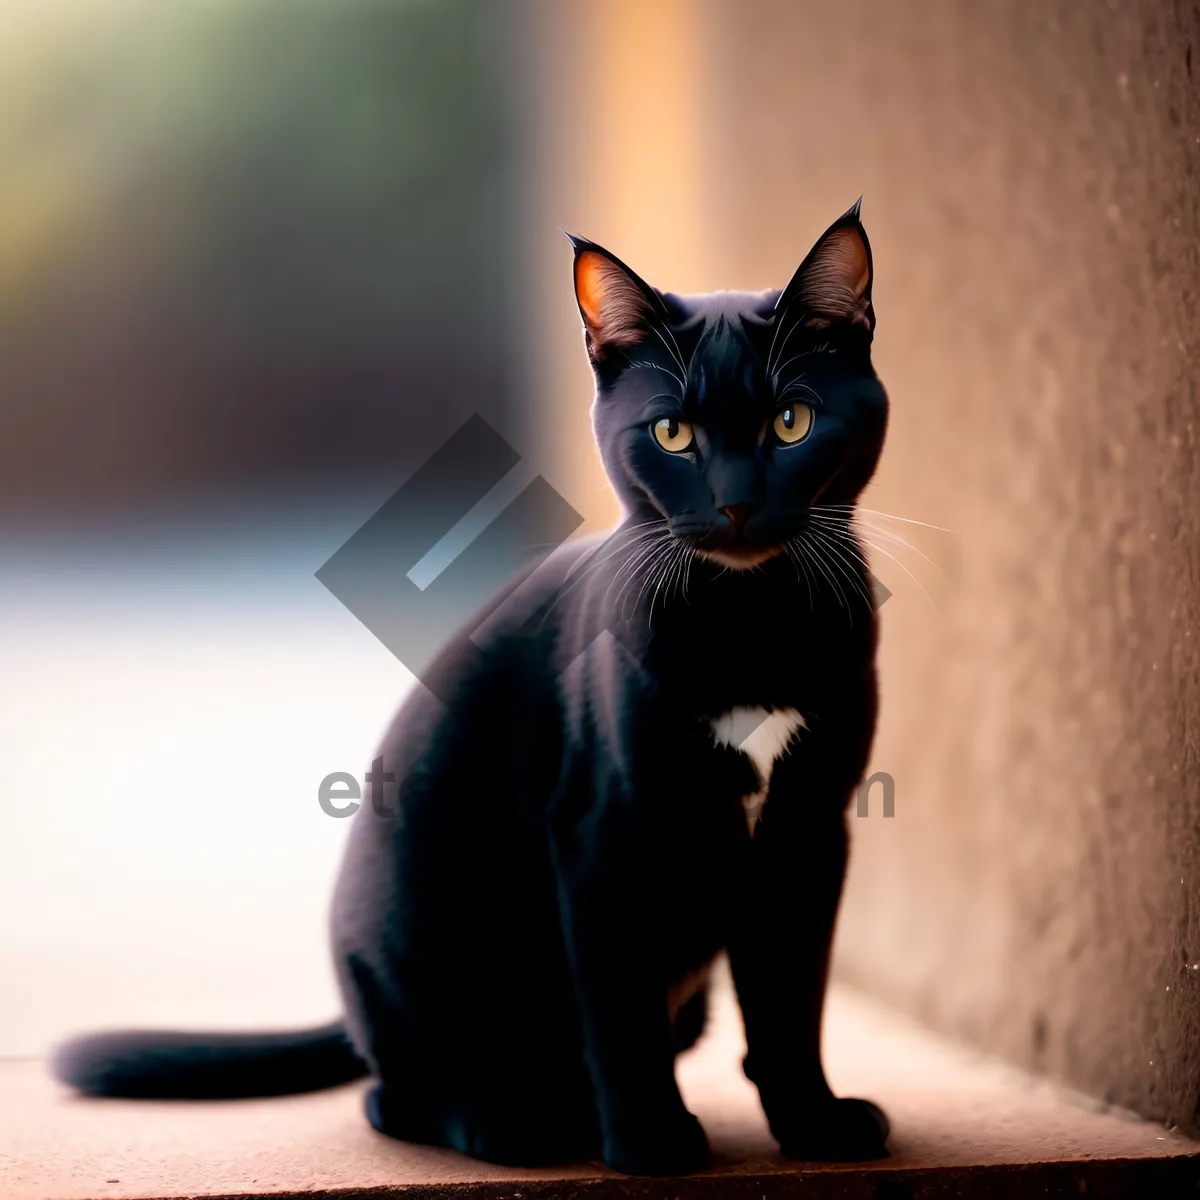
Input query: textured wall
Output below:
<box><xmin>705</xmin><ymin>1</ymin><xmax>1200</xmax><ymax>1132</ymax></box>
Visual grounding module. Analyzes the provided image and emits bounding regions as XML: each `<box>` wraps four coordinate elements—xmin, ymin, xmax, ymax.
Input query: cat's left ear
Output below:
<box><xmin>775</xmin><ymin>199</ymin><xmax>875</xmax><ymax>335</ymax></box>
<box><xmin>567</xmin><ymin>235</ymin><xmax>665</xmax><ymax>363</ymax></box>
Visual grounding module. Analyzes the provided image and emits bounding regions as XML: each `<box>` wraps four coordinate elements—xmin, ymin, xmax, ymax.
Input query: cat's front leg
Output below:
<box><xmin>728</xmin><ymin>707</ymin><xmax>889</xmax><ymax>1162</ymax></box>
<box><xmin>547</xmin><ymin>802</ymin><xmax>709</xmax><ymax>1177</ymax></box>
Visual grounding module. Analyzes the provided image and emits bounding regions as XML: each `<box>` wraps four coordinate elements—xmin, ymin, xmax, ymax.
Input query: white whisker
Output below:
<box><xmin>847</xmin><ymin>522</ymin><xmax>947</xmax><ymax>582</ymax></box>
<box><xmin>771</xmin><ymin>350</ymin><xmax>816</xmax><ymax>389</ymax></box>
<box><xmin>797</xmin><ymin>529</ymin><xmax>848</xmax><ymax>614</ymax></box>
<box><xmin>814</xmin><ymin>504</ymin><xmax>956</xmax><ymax>535</ymax></box>
<box><xmin>651</xmin><ymin>326</ymin><xmax>689</xmax><ymax>382</ymax></box>
<box><xmin>810</xmin><ymin>509</ymin><xmax>948</xmax><ymax>584</ymax></box>
<box><xmin>783</xmin><ymin>541</ymin><xmax>815</xmax><ymax>609</ymax></box>
<box><xmin>534</xmin><ymin>525</ymin><xmax>669</xmax><ymax>633</ymax></box>
<box><xmin>855</xmin><ymin>534</ymin><xmax>937</xmax><ymax>611</ymax></box>
<box><xmin>766</xmin><ymin>314</ymin><xmax>804</xmax><ymax>383</ymax></box>
<box><xmin>806</xmin><ymin>525</ymin><xmax>872</xmax><ymax>609</ymax></box>
<box><xmin>609</xmin><ymin>533</ymin><xmax>675</xmax><ymax>615</ymax></box>
<box><xmin>630</xmin><ymin>362</ymin><xmax>685</xmax><ymax>393</ymax></box>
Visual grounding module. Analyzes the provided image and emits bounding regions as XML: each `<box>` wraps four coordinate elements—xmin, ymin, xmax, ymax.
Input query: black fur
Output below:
<box><xmin>51</xmin><ymin>1023</ymin><xmax>363</xmax><ymax>1099</ymax></box>
<box><xmin>52</xmin><ymin>204</ymin><xmax>890</xmax><ymax>1175</ymax></box>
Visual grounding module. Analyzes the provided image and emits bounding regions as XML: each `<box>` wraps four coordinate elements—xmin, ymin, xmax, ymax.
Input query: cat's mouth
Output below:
<box><xmin>668</xmin><ymin>516</ymin><xmax>789</xmax><ymax>570</ymax></box>
<box><xmin>696</xmin><ymin>543</ymin><xmax>784</xmax><ymax>570</ymax></box>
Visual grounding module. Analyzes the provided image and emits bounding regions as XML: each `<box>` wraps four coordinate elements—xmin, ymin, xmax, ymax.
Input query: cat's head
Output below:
<box><xmin>570</xmin><ymin>202</ymin><xmax>887</xmax><ymax>571</ymax></box>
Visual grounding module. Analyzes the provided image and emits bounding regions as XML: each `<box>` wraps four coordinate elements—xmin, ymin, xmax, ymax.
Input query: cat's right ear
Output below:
<box><xmin>774</xmin><ymin>199</ymin><xmax>875</xmax><ymax>336</ymax></box>
<box><xmin>567</xmin><ymin>235</ymin><xmax>663</xmax><ymax>364</ymax></box>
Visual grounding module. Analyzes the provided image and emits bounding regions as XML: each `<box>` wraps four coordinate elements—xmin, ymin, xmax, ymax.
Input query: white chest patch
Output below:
<box><xmin>709</xmin><ymin>706</ymin><xmax>806</xmax><ymax>832</ymax></box>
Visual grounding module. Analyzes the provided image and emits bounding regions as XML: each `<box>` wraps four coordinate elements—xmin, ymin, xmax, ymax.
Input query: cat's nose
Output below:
<box><xmin>720</xmin><ymin>504</ymin><xmax>753</xmax><ymax>534</ymax></box>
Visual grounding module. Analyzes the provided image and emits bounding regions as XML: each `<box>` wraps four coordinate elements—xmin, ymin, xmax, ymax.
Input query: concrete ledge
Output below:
<box><xmin>4</xmin><ymin>980</ymin><xmax>1197</xmax><ymax>1200</ymax></box>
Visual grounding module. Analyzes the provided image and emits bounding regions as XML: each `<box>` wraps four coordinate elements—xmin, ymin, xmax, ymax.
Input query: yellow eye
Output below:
<box><xmin>652</xmin><ymin>416</ymin><xmax>694</xmax><ymax>453</ymax></box>
<box><xmin>773</xmin><ymin>403</ymin><xmax>813</xmax><ymax>444</ymax></box>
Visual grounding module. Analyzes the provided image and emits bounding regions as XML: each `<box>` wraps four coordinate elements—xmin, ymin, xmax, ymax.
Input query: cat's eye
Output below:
<box><xmin>773</xmin><ymin>403</ymin><xmax>813</xmax><ymax>445</ymax></box>
<box><xmin>652</xmin><ymin>416</ymin><xmax>694</xmax><ymax>453</ymax></box>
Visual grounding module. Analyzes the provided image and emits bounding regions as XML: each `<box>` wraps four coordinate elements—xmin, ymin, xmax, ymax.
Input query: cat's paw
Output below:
<box><xmin>602</xmin><ymin>1108</ymin><xmax>709</xmax><ymax>1176</ymax></box>
<box><xmin>773</xmin><ymin>1097</ymin><xmax>890</xmax><ymax>1162</ymax></box>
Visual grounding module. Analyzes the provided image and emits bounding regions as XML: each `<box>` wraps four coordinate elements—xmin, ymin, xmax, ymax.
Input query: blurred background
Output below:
<box><xmin>2</xmin><ymin>0</ymin><xmax>1199</xmax><ymax>1137</ymax></box>
<box><xmin>0</xmin><ymin>0</ymin><xmax>526</xmax><ymax>1051</ymax></box>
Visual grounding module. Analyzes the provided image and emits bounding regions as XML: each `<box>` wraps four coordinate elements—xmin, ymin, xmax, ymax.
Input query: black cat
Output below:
<box><xmin>53</xmin><ymin>202</ymin><xmax>891</xmax><ymax>1176</ymax></box>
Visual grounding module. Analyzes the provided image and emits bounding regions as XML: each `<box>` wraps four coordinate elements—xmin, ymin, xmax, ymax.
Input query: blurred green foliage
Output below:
<box><xmin>0</xmin><ymin>0</ymin><xmax>518</xmax><ymax>510</ymax></box>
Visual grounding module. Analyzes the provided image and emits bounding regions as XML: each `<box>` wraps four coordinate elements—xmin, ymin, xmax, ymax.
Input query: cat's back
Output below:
<box><xmin>339</xmin><ymin>531</ymin><xmax>611</xmax><ymax>842</ymax></box>
<box><xmin>330</xmin><ymin>535</ymin><xmax>606</xmax><ymax>1004</ymax></box>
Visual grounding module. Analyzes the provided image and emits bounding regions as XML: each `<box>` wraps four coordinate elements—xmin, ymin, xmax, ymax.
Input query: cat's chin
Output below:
<box><xmin>697</xmin><ymin>545</ymin><xmax>783</xmax><ymax>571</ymax></box>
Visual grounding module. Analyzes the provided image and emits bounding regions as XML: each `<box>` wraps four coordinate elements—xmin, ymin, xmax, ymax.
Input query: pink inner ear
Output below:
<box><xmin>796</xmin><ymin>226</ymin><xmax>871</xmax><ymax>325</ymax></box>
<box><xmin>575</xmin><ymin>252</ymin><xmax>652</xmax><ymax>354</ymax></box>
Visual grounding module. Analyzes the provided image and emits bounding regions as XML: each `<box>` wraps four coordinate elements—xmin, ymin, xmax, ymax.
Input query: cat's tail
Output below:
<box><xmin>50</xmin><ymin>1021</ymin><xmax>368</xmax><ymax>1098</ymax></box>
